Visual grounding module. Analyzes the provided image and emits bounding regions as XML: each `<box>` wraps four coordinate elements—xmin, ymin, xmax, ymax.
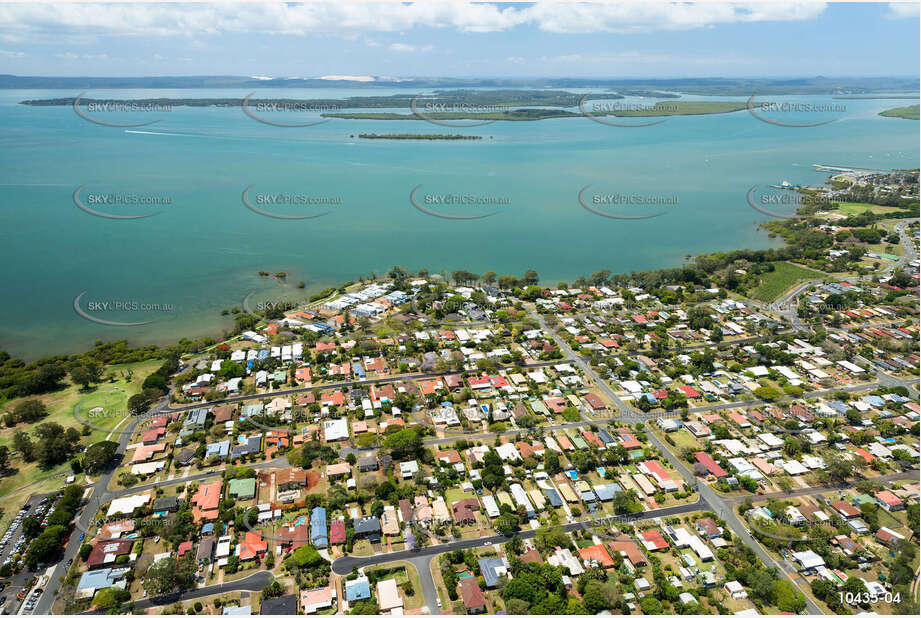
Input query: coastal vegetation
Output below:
<box><xmin>601</xmin><ymin>100</ymin><xmax>752</xmax><ymax>116</ymax></box>
<box><xmin>326</xmin><ymin>101</ymin><xmax>752</xmax><ymax>121</ymax></box>
<box><xmin>750</xmin><ymin>262</ymin><xmax>823</xmax><ymax>302</ymax></box>
<box><xmin>6</xmin><ymin>74</ymin><xmax>916</xmax><ymax>94</ymax></box>
<box><xmin>356</xmin><ymin>133</ymin><xmax>483</xmax><ymax>140</ymax></box>
<box><xmin>20</xmin><ymin>89</ymin><xmax>623</xmax><ymax>109</ymax></box>
<box><xmin>326</xmin><ymin>109</ymin><xmax>579</xmax><ymax>121</ymax></box>
<box><xmin>879</xmin><ymin>104</ymin><xmax>920</xmax><ymax>120</ymax></box>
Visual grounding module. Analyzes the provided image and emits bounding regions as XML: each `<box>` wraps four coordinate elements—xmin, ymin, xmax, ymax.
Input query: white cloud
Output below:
<box><xmin>389</xmin><ymin>42</ymin><xmax>433</xmax><ymax>53</ymax></box>
<box><xmin>0</xmin><ymin>2</ymin><xmax>829</xmax><ymax>39</ymax></box>
<box><xmin>887</xmin><ymin>2</ymin><xmax>920</xmax><ymax>18</ymax></box>
<box><xmin>522</xmin><ymin>2</ymin><xmax>827</xmax><ymax>34</ymax></box>
<box><xmin>0</xmin><ymin>49</ymin><xmax>25</xmax><ymax>58</ymax></box>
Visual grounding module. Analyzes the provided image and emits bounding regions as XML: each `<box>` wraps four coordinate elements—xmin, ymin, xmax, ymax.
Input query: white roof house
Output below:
<box><xmin>496</xmin><ymin>443</ymin><xmax>521</xmax><ymax>461</ymax></box>
<box><xmin>481</xmin><ymin>495</ymin><xmax>500</xmax><ymax>518</ymax></box>
<box><xmin>323</xmin><ymin>418</ymin><xmax>349</xmax><ymax>441</ymax></box>
<box><xmin>781</xmin><ymin>459</ymin><xmax>809</xmax><ymax>475</ymax></box>
<box><xmin>792</xmin><ymin>550</ymin><xmax>825</xmax><ymax>570</ymax></box>
<box><xmin>758</xmin><ymin>433</ymin><xmax>784</xmax><ymax>448</ymax></box>
<box><xmin>107</xmin><ymin>492</ymin><xmax>151</xmax><ymax>517</ymax></box>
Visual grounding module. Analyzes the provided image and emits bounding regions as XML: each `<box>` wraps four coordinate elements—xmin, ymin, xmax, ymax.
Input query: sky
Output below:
<box><xmin>0</xmin><ymin>1</ymin><xmax>918</xmax><ymax>78</ymax></box>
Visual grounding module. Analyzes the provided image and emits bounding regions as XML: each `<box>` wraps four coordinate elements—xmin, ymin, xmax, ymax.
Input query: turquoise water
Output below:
<box><xmin>0</xmin><ymin>88</ymin><xmax>917</xmax><ymax>359</ymax></box>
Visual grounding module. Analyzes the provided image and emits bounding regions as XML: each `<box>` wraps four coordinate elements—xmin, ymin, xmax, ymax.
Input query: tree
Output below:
<box><xmin>24</xmin><ymin>524</ymin><xmax>67</xmax><ymax>567</ymax></box>
<box><xmin>261</xmin><ymin>580</ymin><xmax>284</xmax><ymax>600</ymax></box>
<box><xmin>350</xmin><ymin>601</ymin><xmax>380</xmax><ymax>615</ymax></box>
<box><xmin>774</xmin><ymin>579</ymin><xmax>806</xmax><ymax>613</ymax></box>
<box><xmin>127</xmin><ymin>393</ymin><xmax>152</xmax><ymax>415</ymax></box>
<box><xmin>143</xmin><ymin>555</ymin><xmax>197</xmax><ymax>596</ymax></box>
<box><xmin>382</xmin><ymin>428</ymin><xmax>422</xmax><ymax>460</ymax></box>
<box><xmin>505</xmin><ymin>598</ymin><xmax>530</xmax><ymax>614</ymax></box>
<box><xmin>11</xmin><ymin>399</ymin><xmax>48</xmax><ymax>424</ymax></box>
<box><xmin>69</xmin><ymin>364</ymin><xmax>94</xmax><ymax>389</ymax></box>
<box><xmin>83</xmin><ymin>440</ymin><xmax>119</xmax><ymax>473</ymax></box>
<box><xmin>92</xmin><ymin>587</ymin><xmax>120</xmax><ymax>609</ymax></box>
<box><xmin>31</xmin><ymin>422</ymin><xmax>82</xmax><ymax>468</ymax></box>
<box><xmin>543</xmin><ymin>450</ymin><xmax>561</xmax><ymax>475</ymax></box>
<box><xmin>582</xmin><ymin>580</ymin><xmax>615</xmax><ymax>613</ymax></box>
<box><xmin>286</xmin><ymin>544</ymin><xmax>323</xmax><ymax>569</ymax></box>
<box><xmin>827</xmin><ymin>454</ymin><xmax>855</xmax><ymax>482</ymax></box>
<box><xmin>0</xmin><ymin>445</ymin><xmax>10</xmax><ymax>475</ymax></box>
<box><xmin>12</xmin><ymin>430</ymin><xmax>34</xmax><ymax>461</ymax></box>
<box><xmin>640</xmin><ymin>596</ymin><xmax>664</xmax><ymax>614</ymax></box>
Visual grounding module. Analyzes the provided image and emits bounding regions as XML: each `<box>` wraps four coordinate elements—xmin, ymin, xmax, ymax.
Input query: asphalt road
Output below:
<box><xmin>106</xmin><ymin>455</ymin><xmax>290</xmax><ymax>500</ymax></box>
<box><xmin>524</xmin><ymin>305</ymin><xmax>831</xmax><ymax>614</ymax></box>
<box><xmin>407</xmin><ymin>554</ymin><xmax>439</xmax><ymax>615</ymax></box>
<box><xmin>723</xmin><ymin>470</ymin><xmax>919</xmax><ymax>504</ymax></box>
<box><xmin>166</xmin><ymin>359</ymin><xmax>562</xmax><ymax>414</ymax></box>
<box><xmin>35</xmin><ymin>220</ymin><xmax>920</xmax><ymax>613</ymax></box>
<box><xmin>125</xmin><ymin>571</ymin><xmax>273</xmax><ymax>612</ymax></box>
<box><xmin>31</xmin><ymin>394</ymin><xmax>168</xmax><ymax>615</ymax></box>
<box><xmin>332</xmin><ymin>497</ymin><xmax>706</xmax><ymax>576</ymax></box>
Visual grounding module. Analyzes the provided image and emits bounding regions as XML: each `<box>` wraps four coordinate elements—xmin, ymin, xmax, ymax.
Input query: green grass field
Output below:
<box><xmin>879</xmin><ymin>104</ymin><xmax>920</xmax><ymax>120</ymax></box>
<box><xmin>751</xmin><ymin>262</ymin><xmax>824</xmax><ymax>302</ymax></box>
<box><xmin>443</xmin><ymin>487</ymin><xmax>475</xmax><ymax>504</ymax></box>
<box><xmin>835</xmin><ymin>201</ymin><xmax>910</xmax><ymax>215</ymax></box>
<box><xmin>0</xmin><ymin>359</ymin><xmax>161</xmax><ymax>521</ymax></box>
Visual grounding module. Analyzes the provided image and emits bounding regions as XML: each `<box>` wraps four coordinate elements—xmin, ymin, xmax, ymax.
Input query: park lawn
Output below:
<box><xmin>0</xmin><ymin>460</ymin><xmax>72</xmax><ymax>529</ymax></box>
<box><xmin>669</xmin><ymin>429</ymin><xmax>702</xmax><ymax>453</ymax></box>
<box><xmin>0</xmin><ymin>359</ymin><xmax>160</xmax><ymax>531</ymax></box>
<box><xmin>751</xmin><ymin>262</ymin><xmax>824</xmax><ymax>302</ymax></box>
<box><xmin>0</xmin><ymin>358</ymin><xmax>162</xmax><ymax>449</ymax></box>
<box><xmin>443</xmin><ymin>487</ymin><xmax>474</xmax><ymax>504</ymax></box>
<box><xmin>835</xmin><ymin>201</ymin><xmax>909</xmax><ymax>216</ymax></box>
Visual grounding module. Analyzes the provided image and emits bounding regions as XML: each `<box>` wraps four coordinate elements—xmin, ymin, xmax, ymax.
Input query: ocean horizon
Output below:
<box><xmin>0</xmin><ymin>88</ymin><xmax>918</xmax><ymax>360</ymax></box>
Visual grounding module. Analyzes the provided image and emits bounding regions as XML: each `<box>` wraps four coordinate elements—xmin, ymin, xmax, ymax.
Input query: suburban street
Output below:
<box><xmin>26</xmin><ymin>218</ymin><xmax>918</xmax><ymax>615</ymax></box>
<box><xmin>32</xmin><ymin>394</ymin><xmax>173</xmax><ymax>615</ymax></box>
<box><xmin>524</xmin><ymin>305</ymin><xmax>828</xmax><ymax>614</ymax></box>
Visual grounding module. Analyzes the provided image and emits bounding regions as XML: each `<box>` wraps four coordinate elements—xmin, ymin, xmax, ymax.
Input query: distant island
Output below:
<box><xmin>879</xmin><ymin>104</ymin><xmax>920</xmax><ymax>120</ymax></box>
<box><xmin>19</xmin><ymin>89</ymin><xmax>623</xmax><ymax>109</ymax></box>
<box><xmin>3</xmin><ymin>74</ymin><xmax>917</xmax><ymax>94</ymax></box>
<box><xmin>325</xmin><ymin>101</ymin><xmax>755</xmax><ymax>121</ymax></box>
<box><xmin>356</xmin><ymin>133</ymin><xmax>483</xmax><ymax>140</ymax></box>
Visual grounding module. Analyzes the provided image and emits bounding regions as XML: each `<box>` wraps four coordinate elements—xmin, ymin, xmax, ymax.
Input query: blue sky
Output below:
<box><xmin>0</xmin><ymin>2</ymin><xmax>918</xmax><ymax>78</ymax></box>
